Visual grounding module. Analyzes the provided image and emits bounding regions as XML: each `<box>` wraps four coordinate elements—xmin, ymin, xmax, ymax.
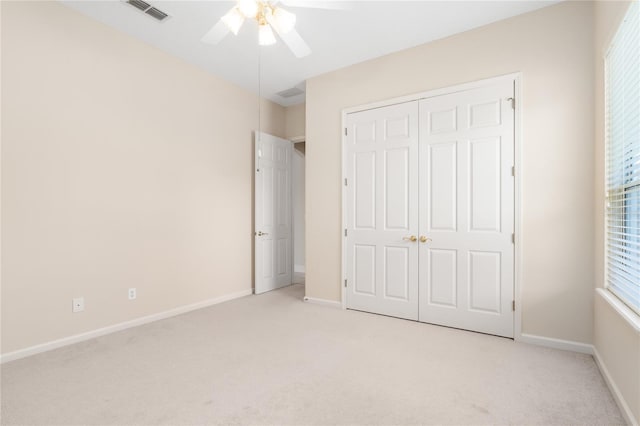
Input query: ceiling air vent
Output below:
<box><xmin>127</xmin><ymin>0</ymin><xmax>150</xmax><ymax>12</ymax></box>
<box><xmin>125</xmin><ymin>0</ymin><xmax>170</xmax><ymax>22</ymax></box>
<box><xmin>145</xmin><ymin>7</ymin><xmax>168</xmax><ymax>21</ymax></box>
<box><xmin>277</xmin><ymin>87</ymin><xmax>305</xmax><ymax>99</ymax></box>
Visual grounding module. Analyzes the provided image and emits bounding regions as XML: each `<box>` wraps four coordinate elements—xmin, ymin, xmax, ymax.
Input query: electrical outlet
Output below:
<box><xmin>128</xmin><ymin>288</ymin><xmax>137</xmax><ymax>300</ymax></box>
<box><xmin>72</xmin><ymin>297</ymin><xmax>84</xmax><ymax>313</ymax></box>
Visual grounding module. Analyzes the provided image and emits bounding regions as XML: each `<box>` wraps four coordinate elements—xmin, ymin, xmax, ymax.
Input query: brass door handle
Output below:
<box><xmin>403</xmin><ymin>235</ymin><xmax>417</xmax><ymax>242</ymax></box>
<box><xmin>256</xmin><ymin>231</ymin><xmax>269</xmax><ymax>236</ymax></box>
<box><xmin>420</xmin><ymin>236</ymin><xmax>432</xmax><ymax>243</ymax></box>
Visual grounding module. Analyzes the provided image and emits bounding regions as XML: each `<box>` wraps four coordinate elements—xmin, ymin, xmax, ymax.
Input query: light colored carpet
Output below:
<box><xmin>1</xmin><ymin>284</ymin><xmax>624</xmax><ymax>425</ymax></box>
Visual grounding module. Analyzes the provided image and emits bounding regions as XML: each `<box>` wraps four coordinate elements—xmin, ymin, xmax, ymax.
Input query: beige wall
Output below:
<box><xmin>285</xmin><ymin>103</ymin><xmax>306</xmax><ymax>140</ymax></box>
<box><xmin>1</xmin><ymin>1</ymin><xmax>284</xmax><ymax>355</ymax></box>
<box><xmin>306</xmin><ymin>1</ymin><xmax>595</xmax><ymax>343</ymax></box>
<box><xmin>594</xmin><ymin>292</ymin><xmax>640</xmax><ymax>423</ymax></box>
<box><xmin>593</xmin><ymin>1</ymin><xmax>639</xmax><ymax>423</ymax></box>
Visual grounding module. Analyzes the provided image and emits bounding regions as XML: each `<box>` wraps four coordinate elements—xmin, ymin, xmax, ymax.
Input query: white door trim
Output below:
<box><xmin>341</xmin><ymin>72</ymin><xmax>523</xmax><ymax>339</ymax></box>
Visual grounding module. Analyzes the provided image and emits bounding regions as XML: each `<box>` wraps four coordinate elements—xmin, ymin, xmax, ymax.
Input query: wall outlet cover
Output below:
<box><xmin>72</xmin><ymin>297</ymin><xmax>84</xmax><ymax>313</ymax></box>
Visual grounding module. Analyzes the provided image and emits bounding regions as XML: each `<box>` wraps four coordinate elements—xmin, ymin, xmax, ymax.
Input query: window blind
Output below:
<box><xmin>605</xmin><ymin>1</ymin><xmax>640</xmax><ymax>315</ymax></box>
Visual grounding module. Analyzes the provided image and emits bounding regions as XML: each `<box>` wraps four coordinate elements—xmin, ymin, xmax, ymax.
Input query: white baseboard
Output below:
<box><xmin>516</xmin><ymin>333</ymin><xmax>594</xmax><ymax>355</ymax></box>
<box><xmin>294</xmin><ymin>265</ymin><xmax>306</xmax><ymax>273</ymax></box>
<box><xmin>303</xmin><ymin>296</ymin><xmax>341</xmax><ymax>308</ymax></box>
<box><xmin>1</xmin><ymin>289</ymin><xmax>252</xmax><ymax>364</ymax></box>
<box><xmin>593</xmin><ymin>346</ymin><xmax>638</xmax><ymax>426</ymax></box>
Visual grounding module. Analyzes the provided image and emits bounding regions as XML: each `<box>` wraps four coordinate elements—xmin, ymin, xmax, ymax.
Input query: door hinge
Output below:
<box><xmin>344</xmin><ymin>279</ymin><xmax>348</xmax><ymax>288</ymax></box>
<box><xmin>512</xmin><ymin>300</ymin><xmax>515</xmax><ymax>311</ymax></box>
<box><xmin>511</xmin><ymin>233</ymin><xmax>515</xmax><ymax>244</ymax></box>
<box><xmin>508</xmin><ymin>97</ymin><xmax>515</xmax><ymax>109</ymax></box>
<box><xmin>344</xmin><ymin>229</ymin><xmax>348</xmax><ymax>237</ymax></box>
<box><xmin>344</xmin><ymin>128</ymin><xmax>348</xmax><ymax>136</ymax></box>
<box><xmin>344</xmin><ymin>178</ymin><xmax>348</xmax><ymax>186</ymax></box>
<box><xmin>511</xmin><ymin>166</ymin><xmax>515</xmax><ymax>177</ymax></box>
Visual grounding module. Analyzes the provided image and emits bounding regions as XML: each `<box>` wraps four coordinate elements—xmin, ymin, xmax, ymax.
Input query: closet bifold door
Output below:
<box><xmin>345</xmin><ymin>101</ymin><xmax>420</xmax><ymax>321</ymax></box>
<box><xmin>417</xmin><ymin>80</ymin><xmax>515</xmax><ymax>338</ymax></box>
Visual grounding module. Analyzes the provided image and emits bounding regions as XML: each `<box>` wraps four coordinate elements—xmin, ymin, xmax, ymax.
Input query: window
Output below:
<box><xmin>605</xmin><ymin>1</ymin><xmax>640</xmax><ymax>315</ymax></box>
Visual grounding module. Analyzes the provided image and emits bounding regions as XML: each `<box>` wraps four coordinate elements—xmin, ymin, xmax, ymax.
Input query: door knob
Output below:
<box><xmin>403</xmin><ymin>235</ymin><xmax>417</xmax><ymax>242</ymax></box>
<box><xmin>420</xmin><ymin>236</ymin><xmax>432</xmax><ymax>243</ymax></box>
<box><xmin>256</xmin><ymin>231</ymin><xmax>269</xmax><ymax>236</ymax></box>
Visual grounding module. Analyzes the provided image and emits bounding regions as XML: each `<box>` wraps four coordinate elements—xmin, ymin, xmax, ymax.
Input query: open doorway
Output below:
<box><xmin>292</xmin><ymin>140</ymin><xmax>305</xmax><ymax>285</ymax></box>
<box><xmin>253</xmin><ymin>133</ymin><xmax>305</xmax><ymax>295</ymax></box>
<box><xmin>254</xmin><ymin>132</ymin><xmax>293</xmax><ymax>294</ymax></box>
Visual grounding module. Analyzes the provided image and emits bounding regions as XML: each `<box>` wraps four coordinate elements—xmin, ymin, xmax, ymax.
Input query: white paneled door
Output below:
<box><xmin>345</xmin><ymin>102</ymin><xmax>420</xmax><ymax>320</ymax></box>
<box><xmin>418</xmin><ymin>81</ymin><xmax>515</xmax><ymax>337</ymax></box>
<box><xmin>255</xmin><ymin>132</ymin><xmax>292</xmax><ymax>294</ymax></box>
<box><xmin>345</xmin><ymin>79</ymin><xmax>515</xmax><ymax>337</ymax></box>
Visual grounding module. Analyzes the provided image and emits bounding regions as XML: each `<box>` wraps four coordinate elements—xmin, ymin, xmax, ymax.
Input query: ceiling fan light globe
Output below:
<box><xmin>258</xmin><ymin>24</ymin><xmax>277</xmax><ymax>45</ymax></box>
<box><xmin>237</xmin><ymin>0</ymin><xmax>259</xmax><ymax>18</ymax></box>
<box><xmin>221</xmin><ymin>8</ymin><xmax>245</xmax><ymax>35</ymax></box>
<box><xmin>272</xmin><ymin>8</ymin><xmax>296</xmax><ymax>34</ymax></box>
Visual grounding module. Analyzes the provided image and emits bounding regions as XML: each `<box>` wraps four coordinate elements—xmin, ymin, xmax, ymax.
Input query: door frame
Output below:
<box><xmin>341</xmin><ymin>72</ymin><xmax>523</xmax><ymax>339</ymax></box>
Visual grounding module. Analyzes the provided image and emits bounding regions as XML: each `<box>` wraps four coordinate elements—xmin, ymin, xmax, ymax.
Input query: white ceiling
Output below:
<box><xmin>60</xmin><ymin>0</ymin><xmax>558</xmax><ymax>106</ymax></box>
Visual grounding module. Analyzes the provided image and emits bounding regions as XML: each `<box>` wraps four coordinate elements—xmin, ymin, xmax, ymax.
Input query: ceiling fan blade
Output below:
<box><xmin>201</xmin><ymin>19</ymin><xmax>230</xmax><ymax>45</ymax></box>
<box><xmin>277</xmin><ymin>27</ymin><xmax>311</xmax><ymax>58</ymax></box>
<box><xmin>265</xmin><ymin>11</ymin><xmax>311</xmax><ymax>57</ymax></box>
<box><xmin>279</xmin><ymin>0</ymin><xmax>351</xmax><ymax>10</ymax></box>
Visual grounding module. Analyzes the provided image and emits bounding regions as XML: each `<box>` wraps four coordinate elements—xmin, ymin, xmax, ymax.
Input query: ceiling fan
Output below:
<box><xmin>201</xmin><ymin>0</ymin><xmax>347</xmax><ymax>58</ymax></box>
